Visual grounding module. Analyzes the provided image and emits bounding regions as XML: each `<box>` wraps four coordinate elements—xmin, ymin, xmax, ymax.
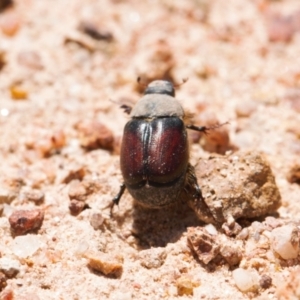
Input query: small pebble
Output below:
<box><xmin>86</xmin><ymin>253</ymin><xmax>123</xmax><ymax>277</ymax></box>
<box><xmin>204</xmin><ymin>224</ymin><xmax>218</xmax><ymax>235</ymax></box>
<box><xmin>68</xmin><ymin>180</ymin><xmax>88</xmax><ymax>201</ymax></box>
<box><xmin>271</xmin><ymin>224</ymin><xmax>299</xmax><ymax>260</ymax></box>
<box><xmin>176</xmin><ymin>276</ymin><xmax>198</xmax><ymax>296</ymax></box>
<box><xmin>90</xmin><ymin>212</ymin><xmax>104</xmax><ymax>230</ymax></box>
<box><xmin>232</xmin><ymin>268</ymin><xmax>259</xmax><ymax>292</ymax></box>
<box><xmin>69</xmin><ymin>200</ymin><xmax>86</xmax><ymax>216</ymax></box>
<box><xmin>0</xmin><ymin>271</ymin><xmax>6</xmax><ymax>291</ymax></box>
<box><xmin>0</xmin><ymin>12</ymin><xmax>19</xmax><ymax>36</ymax></box>
<box><xmin>10</xmin><ymin>85</ymin><xmax>28</xmax><ymax>100</ymax></box>
<box><xmin>0</xmin><ymin>257</ymin><xmax>21</xmax><ymax>278</ymax></box>
<box><xmin>139</xmin><ymin>248</ymin><xmax>167</xmax><ymax>269</ymax></box>
<box><xmin>220</xmin><ymin>244</ymin><xmax>242</xmax><ymax>266</ymax></box>
<box><xmin>259</xmin><ymin>274</ymin><xmax>272</xmax><ymax>289</ymax></box>
<box><xmin>236</xmin><ymin>228</ymin><xmax>249</xmax><ymax>240</ymax></box>
<box><xmin>9</xmin><ymin>209</ymin><xmax>44</xmax><ymax>235</ymax></box>
<box><xmin>187</xmin><ymin>227</ymin><xmax>220</xmax><ymax>264</ymax></box>
<box><xmin>12</xmin><ymin>235</ymin><xmax>41</xmax><ymax>258</ymax></box>
<box><xmin>287</xmin><ymin>164</ymin><xmax>300</xmax><ymax>185</ymax></box>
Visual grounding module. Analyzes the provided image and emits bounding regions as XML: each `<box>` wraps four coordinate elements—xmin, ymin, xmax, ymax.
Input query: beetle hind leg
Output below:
<box><xmin>184</xmin><ymin>164</ymin><xmax>215</xmax><ymax>223</ymax></box>
<box><xmin>110</xmin><ymin>183</ymin><xmax>126</xmax><ymax>215</ymax></box>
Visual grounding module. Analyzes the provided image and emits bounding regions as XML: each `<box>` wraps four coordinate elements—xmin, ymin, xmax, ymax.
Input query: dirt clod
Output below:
<box><xmin>192</xmin><ymin>150</ymin><xmax>281</xmax><ymax>224</ymax></box>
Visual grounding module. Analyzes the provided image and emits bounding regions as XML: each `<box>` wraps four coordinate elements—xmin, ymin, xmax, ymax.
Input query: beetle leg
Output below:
<box><xmin>110</xmin><ymin>183</ymin><xmax>126</xmax><ymax>214</ymax></box>
<box><xmin>120</xmin><ymin>104</ymin><xmax>132</xmax><ymax>115</ymax></box>
<box><xmin>185</xmin><ymin>163</ymin><xmax>215</xmax><ymax>223</ymax></box>
<box><xmin>185</xmin><ymin>164</ymin><xmax>204</xmax><ymax>200</ymax></box>
<box><xmin>186</xmin><ymin>122</ymin><xmax>229</xmax><ymax>135</ymax></box>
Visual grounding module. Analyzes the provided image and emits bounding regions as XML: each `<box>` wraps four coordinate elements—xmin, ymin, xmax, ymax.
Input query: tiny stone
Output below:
<box><xmin>12</xmin><ymin>235</ymin><xmax>41</xmax><ymax>258</ymax></box>
<box><xmin>86</xmin><ymin>253</ymin><xmax>123</xmax><ymax>277</ymax></box>
<box><xmin>0</xmin><ymin>257</ymin><xmax>21</xmax><ymax>278</ymax></box>
<box><xmin>187</xmin><ymin>227</ymin><xmax>220</xmax><ymax>264</ymax></box>
<box><xmin>0</xmin><ymin>271</ymin><xmax>7</xmax><ymax>291</ymax></box>
<box><xmin>139</xmin><ymin>247</ymin><xmax>167</xmax><ymax>269</ymax></box>
<box><xmin>220</xmin><ymin>244</ymin><xmax>243</xmax><ymax>266</ymax></box>
<box><xmin>204</xmin><ymin>224</ymin><xmax>218</xmax><ymax>235</ymax></box>
<box><xmin>271</xmin><ymin>224</ymin><xmax>299</xmax><ymax>260</ymax></box>
<box><xmin>69</xmin><ymin>199</ymin><xmax>85</xmax><ymax>216</ymax></box>
<box><xmin>90</xmin><ymin>212</ymin><xmax>104</xmax><ymax>230</ymax></box>
<box><xmin>176</xmin><ymin>276</ymin><xmax>199</xmax><ymax>296</ymax></box>
<box><xmin>9</xmin><ymin>209</ymin><xmax>44</xmax><ymax>235</ymax></box>
<box><xmin>232</xmin><ymin>268</ymin><xmax>259</xmax><ymax>292</ymax></box>
<box><xmin>222</xmin><ymin>221</ymin><xmax>242</xmax><ymax>237</ymax></box>
<box><xmin>236</xmin><ymin>228</ymin><xmax>249</xmax><ymax>240</ymax></box>
<box><xmin>259</xmin><ymin>274</ymin><xmax>272</xmax><ymax>289</ymax></box>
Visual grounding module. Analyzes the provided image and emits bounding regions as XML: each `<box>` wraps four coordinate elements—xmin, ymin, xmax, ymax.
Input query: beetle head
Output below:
<box><xmin>144</xmin><ymin>80</ymin><xmax>175</xmax><ymax>97</ymax></box>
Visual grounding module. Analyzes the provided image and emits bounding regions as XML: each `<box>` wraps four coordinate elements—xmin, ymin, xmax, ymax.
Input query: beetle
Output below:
<box><xmin>111</xmin><ymin>79</ymin><xmax>224</xmax><ymax>212</ymax></box>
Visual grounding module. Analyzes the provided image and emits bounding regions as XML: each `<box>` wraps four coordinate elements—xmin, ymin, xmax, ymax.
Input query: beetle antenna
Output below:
<box><xmin>109</xmin><ymin>98</ymin><xmax>132</xmax><ymax>114</ymax></box>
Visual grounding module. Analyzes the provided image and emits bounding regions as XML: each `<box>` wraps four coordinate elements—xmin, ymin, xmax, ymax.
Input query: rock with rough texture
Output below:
<box><xmin>190</xmin><ymin>151</ymin><xmax>281</xmax><ymax>224</ymax></box>
<box><xmin>9</xmin><ymin>209</ymin><xmax>44</xmax><ymax>235</ymax></box>
<box><xmin>187</xmin><ymin>227</ymin><xmax>220</xmax><ymax>264</ymax></box>
<box><xmin>271</xmin><ymin>224</ymin><xmax>299</xmax><ymax>260</ymax></box>
<box><xmin>139</xmin><ymin>247</ymin><xmax>167</xmax><ymax>269</ymax></box>
<box><xmin>220</xmin><ymin>242</ymin><xmax>243</xmax><ymax>266</ymax></box>
<box><xmin>0</xmin><ymin>257</ymin><xmax>21</xmax><ymax>278</ymax></box>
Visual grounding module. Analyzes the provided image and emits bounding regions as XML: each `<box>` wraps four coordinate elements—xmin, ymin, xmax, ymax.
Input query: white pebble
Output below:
<box><xmin>12</xmin><ymin>235</ymin><xmax>42</xmax><ymax>258</ymax></box>
<box><xmin>232</xmin><ymin>268</ymin><xmax>259</xmax><ymax>292</ymax></box>
<box><xmin>205</xmin><ymin>224</ymin><xmax>218</xmax><ymax>235</ymax></box>
<box><xmin>271</xmin><ymin>224</ymin><xmax>299</xmax><ymax>260</ymax></box>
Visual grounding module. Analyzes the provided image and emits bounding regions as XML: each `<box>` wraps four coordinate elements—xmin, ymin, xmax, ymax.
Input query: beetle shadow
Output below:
<box><xmin>131</xmin><ymin>199</ymin><xmax>202</xmax><ymax>249</ymax></box>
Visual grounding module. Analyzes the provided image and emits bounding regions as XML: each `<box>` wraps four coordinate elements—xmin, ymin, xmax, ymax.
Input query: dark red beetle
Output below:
<box><xmin>112</xmin><ymin>80</ymin><xmax>220</xmax><ymax>210</ymax></box>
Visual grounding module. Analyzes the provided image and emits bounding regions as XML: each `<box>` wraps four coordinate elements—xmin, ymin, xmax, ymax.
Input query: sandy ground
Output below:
<box><xmin>1</xmin><ymin>0</ymin><xmax>300</xmax><ymax>299</ymax></box>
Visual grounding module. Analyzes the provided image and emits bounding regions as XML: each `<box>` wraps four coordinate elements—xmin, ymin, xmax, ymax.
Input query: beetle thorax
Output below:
<box><xmin>130</xmin><ymin>94</ymin><xmax>185</xmax><ymax>118</ymax></box>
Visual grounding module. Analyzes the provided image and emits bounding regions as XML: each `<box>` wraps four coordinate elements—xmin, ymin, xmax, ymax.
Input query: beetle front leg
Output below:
<box><xmin>186</xmin><ymin>122</ymin><xmax>229</xmax><ymax>134</ymax></box>
<box><xmin>110</xmin><ymin>183</ymin><xmax>126</xmax><ymax>215</ymax></box>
